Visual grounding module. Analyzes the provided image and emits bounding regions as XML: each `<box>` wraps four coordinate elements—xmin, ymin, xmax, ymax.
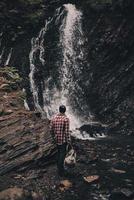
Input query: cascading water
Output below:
<box><xmin>29</xmin><ymin>19</ymin><xmax>52</xmax><ymax>113</ymax></box>
<box><xmin>0</xmin><ymin>48</ymin><xmax>4</xmax><ymax>63</ymax></box>
<box><xmin>29</xmin><ymin>4</ymin><xmax>107</xmax><ymax>138</ymax></box>
<box><xmin>0</xmin><ymin>33</ymin><xmax>13</xmax><ymax>66</ymax></box>
<box><xmin>29</xmin><ymin>4</ymin><xmax>87</xmax><ymax>128</ymax></box>
<box><xmin>29</xmin><ymin>8</ymin><xmax>63</xmax><ymax>116</ymax></box>
<box><xmin>4</xmin><ymin>48</ymin><xmax>13</xmax><ymax>66</ymax></box>
<box><xmin>58</xmin><ymin>4</ymin><xmax>90</xmax><ymax>129</ymax></box>
<box><xmin>0</xmin><ymin>34</ymin><xmax>4</xmax><ymax>63</ymax></box>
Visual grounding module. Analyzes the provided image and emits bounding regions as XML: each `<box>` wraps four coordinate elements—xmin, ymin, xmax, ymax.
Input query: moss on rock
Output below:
<box><xmin>0</xmin><ymin>67</ymin><xmax>22</xmax><ymax>92</ymax></box>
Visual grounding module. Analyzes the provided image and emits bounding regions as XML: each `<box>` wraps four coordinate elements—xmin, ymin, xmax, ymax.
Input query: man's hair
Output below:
<box><xmin>59</xmin><ymin>105</ymin><xmax>66</xmax><ymax>113</ymax></box>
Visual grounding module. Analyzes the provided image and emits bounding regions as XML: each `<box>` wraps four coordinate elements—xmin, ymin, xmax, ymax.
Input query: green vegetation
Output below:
<box><xmin>18</xmin><ymin>90</ymin><xmax>26</xmax><ymax>101</ymax></box>
<box><xmin>0</xmin><ymin>109</ymin><xmax>13</xmax><ymax>117</ymax></box>
<box><xmin>0</xmin><ymin>67</ymin><xmax>22</xmax><ymax>91</ymax></box>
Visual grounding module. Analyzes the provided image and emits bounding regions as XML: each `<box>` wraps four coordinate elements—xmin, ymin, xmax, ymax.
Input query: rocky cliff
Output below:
<box><xmin>0</xmin><ymin>67</ymin><xmax>56</xmax><ymax>176</ymax></box>
<box><xmin>0</xmin><ymin>1</ymin><xmax>134</xmax><ymax>133</ymax></box>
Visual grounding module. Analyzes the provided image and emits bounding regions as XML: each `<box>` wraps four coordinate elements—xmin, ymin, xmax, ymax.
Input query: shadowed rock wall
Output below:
<box><xmin>0</xmin><ymin>0</ymin><xmax>134</xmax><ymax>134</ymax></box>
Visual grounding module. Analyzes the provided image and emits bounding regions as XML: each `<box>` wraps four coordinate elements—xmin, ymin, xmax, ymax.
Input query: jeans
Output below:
<box><xmin>57</xmin><ymin>143</ymin><xmax>67</xmax><ymax>175</ymax></box>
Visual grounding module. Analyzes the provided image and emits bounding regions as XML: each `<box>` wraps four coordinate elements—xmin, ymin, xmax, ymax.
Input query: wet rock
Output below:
<box><xmin>121</xmin><ymin>188</ymin><xmax>134</xmax><ymax>198</ymax></box>
<box><xmin>14</xmin><ymin>174</ymin><xmax>26</xmax><ymax>180</ymax></box>
<box><xmin>59</xmin><ymin>180</ymin><xmax>73</xmax><ymax>191</ymax></box>
<box><xmin>78</xmin><ymin>155</ymin><xmax>98</xmax><ymax>165</ymax></box>
<box><xmin>77</xmin><ymin>123</ymin><xmax>108</xmax><ymax>137</ymax></box>
<box><xmin>111</xmin><ymin>167</ymin><xmax>126</xmax><ymax>174</ymax></box>
<box><xmin>83</xmin><ymin>175</ymin><xmax>99</xmax><ymax>184</ymax></box>
<box><xmin>0</xmin><ymin>84</ymin><xmax>9</xmax><ymax>90</ymax></box>
<box><xmin>0</xmin><ymin>70</ymin><xmax>56</xmax><ymax>175</ymax></box>
<box><xmin>109</xmin><ymin>191</ymin><xmax>134</xmax><ymax>200</ymax></box>
<box><xmin>0</xmin><ymin>187</ymin><xmax>33</xmax><ymax>200</ymax></box>
<box><xmin>31</xmin><ymin>111</ymin><xmax>42</xmax><ymax>118</ymax></box>
<box><xmin>0</xmin><ymin>109</ymin><xmax>13</xmax><ymax>117</ymax></box>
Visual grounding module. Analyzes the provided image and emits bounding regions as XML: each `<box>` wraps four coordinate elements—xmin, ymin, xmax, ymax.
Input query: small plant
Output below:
<box><xmin>0</xmin><ymin>66</ymin><xmax>22</xmax><ymax>91</ymax></box>
<box><xmin>0</xmin><ymin>109</ymin><xmax>13</xmax><ymax>117</ymax></box>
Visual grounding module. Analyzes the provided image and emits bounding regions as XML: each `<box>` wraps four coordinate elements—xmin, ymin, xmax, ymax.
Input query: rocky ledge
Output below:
<box><xmin>0</xmin><ymin>67</ymin><xmax>56</xmax><ymax>176</ymax></box>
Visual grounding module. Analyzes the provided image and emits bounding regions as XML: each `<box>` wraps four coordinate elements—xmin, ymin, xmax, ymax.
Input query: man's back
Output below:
<box><xmin>50</xmin><ymin>105</ymin><xmax>71</xmax><ymax>177</ymax></box>
<box><xmin>50</xmin><ymin>113</ymin><xmax>70</xmax><ymax>145</ymax></box>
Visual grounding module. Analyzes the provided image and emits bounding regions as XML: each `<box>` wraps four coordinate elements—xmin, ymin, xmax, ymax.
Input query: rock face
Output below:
<box><xmin>0</xmin><ymin>0</ymin><xmax>134</xmax><ymax>135</ymax></box>
<box><xmin>81</xmin><ymin>8</ymin><xmax>134</xmax><ymax>134</ymax></box>
<box><xmin>78</xmin><ymin>123</ymin><xmax>108</xmax><ymax>137</ymax></box>
<box><xmin>0</xmin><ymin>69</ymin><xmax>133</xmax><ymax>199</ymax></box>
<box><xmin>109</xmin><ymin>191</ymin><xmax>134</xmax><ymax>200</ymax></box>
<box><xmin>0</xmin><ymin>68</ymin><xmax>56</xmax><ymax>175</ymax></box>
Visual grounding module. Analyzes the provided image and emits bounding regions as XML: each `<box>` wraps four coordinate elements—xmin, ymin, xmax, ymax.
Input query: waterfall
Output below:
<box><xmin>29</xmin><ymin>28</ymin><xmax>45</xmax><ymax>113</ymax></box>
<box><xmin>24</xmin><ymin>100</ymin><xmax>30</xmax><ymax>111</ymax></box>
<box><xmin>0</xmin><ymin>32</ymin><xmax>5</xmax><ymax>65</ymax></box>
<box><xmin>29</xmin><ymin>4</ymin><xmax>87</xmax><ymax>129</ymax></box>
<box><xmin>0</xmin><ymin>48</ymin><xmax>5</xmax><ymax>64</ymax></box>
<box><xmin>28</xmin><ymin>3</ymin><xmax>107</xmax><ymax>138</ymax></box>
<box><xmin>0</xmin><ymin>34</ymin><xmax>12</xmax><ymax>66</ymax></box>
<box><xmin>29</xmin><ymin>19</ymin><xmax>52</xmax><ymax>113</ymax></box>
<box><xmin>4</xmin><ymin>48</ymin><xmax>13</xmax><ymax>66</ymax></box>
<box><xmin>58</xmin><ymin>4</ymin><xmax>88</xmax><ymax>129</ymax></box>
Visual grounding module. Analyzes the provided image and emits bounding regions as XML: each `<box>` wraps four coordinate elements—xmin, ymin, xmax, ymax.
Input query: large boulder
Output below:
<box><xmin>0</xmin><ymin>187</ymin><xmax>32</xmax><ymax>200</ymax></box>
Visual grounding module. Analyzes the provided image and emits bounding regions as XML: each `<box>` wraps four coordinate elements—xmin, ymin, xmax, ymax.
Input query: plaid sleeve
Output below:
<box><xmin>65</xmin><ymin>118</ymin><xmax>71</xmax><ymax>143</ymax></box>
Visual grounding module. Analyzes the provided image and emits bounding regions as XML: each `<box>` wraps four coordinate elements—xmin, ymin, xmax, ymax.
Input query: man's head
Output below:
<box><xmin>59</xmin><ymin>105</ymin><xmax>66</xmax><ymax>114</ymax></box>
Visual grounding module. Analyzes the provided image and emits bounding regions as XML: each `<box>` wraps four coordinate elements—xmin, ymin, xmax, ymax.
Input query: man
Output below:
<box><xmin>50</xmin><ymin>105</ymin><xmax>71</xmax><ymax>177</ymax></box>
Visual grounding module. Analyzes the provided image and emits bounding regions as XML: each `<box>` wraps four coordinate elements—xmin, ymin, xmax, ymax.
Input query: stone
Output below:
<box><xmin>111</xmin><ymin>167</ymin><xmax>126</xmax><ymax>174</ymax></box>
<box><xmin>0</xmin><ymin>187</ymin><xmax>32</xmax><ymax>200</ymax></box>
<box><xmin>59</xmin><ymin>180</ymin><xmax>72</xmax><ymax>191</ymax></box>
<box><xmin>0</xmin><ymin>84</ymin><xmax>9</xmax><ymax>90</ymax></box>
<box><xmin>121</xmin><ymin>188</ymin><xmax>134</xmax><ymax>198</ymax></box>
<box><xmin>83</xmin><ymin>175</ymin><xmax>99</xmax><ymax>183</ymax></box>
<box><xmin>109</xmin><ymin>192</ymin><xmax>130</xmax><ymax>200</ymax></box>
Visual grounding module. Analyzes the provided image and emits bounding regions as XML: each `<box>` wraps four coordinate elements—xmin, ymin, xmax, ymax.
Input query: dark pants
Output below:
<box><xmin>57</xmin><ymin>143</ymin><xmax>67</xmax><ymax>175</ymax></box>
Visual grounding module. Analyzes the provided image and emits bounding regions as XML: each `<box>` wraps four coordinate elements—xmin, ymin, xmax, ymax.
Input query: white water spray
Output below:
<box><xmin>4</xmin><ymin>48</ymin><xmax>13</xmax><ymax>66</ymax></box>
<box><xmin>43</xmin><ymin>4</ymin><xmax>86</xmax><ymax>129</ymax></box>
<box><xmin>58</xmin><ymin>4</ymin><xmax>86</xmax><ymax>129</ymax></box>
<box><xmin>29</xmin><ymin>4</ymin><xmax>106</xmax><ymax>139</ymax></box>
<box><xmin>29</xmin><ymin>19</ymin><xmax>52</xmax><ymax>113</ymax></box>
<box><xmin>29</xmin><ymin>4</ymin><xmax>86</xmax><ymax>129</ymax></box>
<box><xmin>0</xmin><ymin>48</ymin><xmax>5</xmax><ymax>63</ymax></box>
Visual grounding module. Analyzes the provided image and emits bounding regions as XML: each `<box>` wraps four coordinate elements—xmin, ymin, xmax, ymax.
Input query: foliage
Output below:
<box><xmin>0</xmin><ymin>109</ymin><xmax>13</xmax><ymax>117</ymax></box>
<box><xmin>0</xmin><ymin>67</ymin><xmax>22</xmax><ymax>91</ymax></box>
<box><xmin>18</xmin><ymin>90</ymin><xmax>26</xmax><ymax>101</ymax></box>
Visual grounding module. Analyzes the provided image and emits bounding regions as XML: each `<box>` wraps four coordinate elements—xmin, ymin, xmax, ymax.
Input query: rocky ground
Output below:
<box><xmin>0</xmin><ymin>68</ymin><xmax>134</xmax><ymax>200</ymax></box>
<box><xmin>1</xmin><ymin>137</ymin><xmax>134</xmax><ymax>200</ymax></box>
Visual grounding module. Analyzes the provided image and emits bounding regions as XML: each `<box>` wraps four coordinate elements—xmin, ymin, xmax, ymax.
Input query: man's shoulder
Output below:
<box><xmin>51</xmin><ymin>114</ymin><xmax>62</xmax><ymax>120</ymax></box>
<box><xmin>51</xmin><ymin>114</ymin><xmax>69</xmax><ymax>121</ymax></box>
<box><xmin>64</xmin><ymin>115</ymin><xmax>69</xmax><ymax>122</ymax></box>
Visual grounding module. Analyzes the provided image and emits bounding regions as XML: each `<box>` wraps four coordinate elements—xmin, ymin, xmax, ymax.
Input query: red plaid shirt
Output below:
<box><xmin>50</xmin><ymin>113</ymin><xmax>71</xmax><ymax>145</ymax></box>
